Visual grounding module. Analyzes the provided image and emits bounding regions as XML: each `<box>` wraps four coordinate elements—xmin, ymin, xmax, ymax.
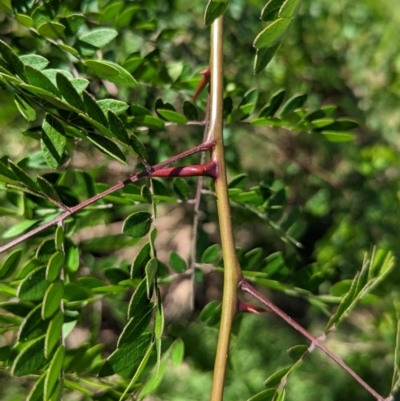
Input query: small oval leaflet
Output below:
<box><xmin>123</xmin><ymin>211</ymin><xmax>153</xmax><ymax>238</ymax></box>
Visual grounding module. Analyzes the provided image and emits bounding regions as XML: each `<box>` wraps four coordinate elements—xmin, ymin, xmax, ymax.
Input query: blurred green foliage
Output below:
<box><xmin>0</xmin><ymin>0</ymin><xmax>399</xmax><ymax>400</ymax></box>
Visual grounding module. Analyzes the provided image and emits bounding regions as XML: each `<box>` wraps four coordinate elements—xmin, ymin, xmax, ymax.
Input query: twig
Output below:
<box><xmin>239</xmin><ymin>278</ymin><xmax>390</xmax><ymax>401</ymax></box>
<box><xmin>0</xmin><ymin>140</ymin><xmax>215</xmax><ymax>254</ymax></box>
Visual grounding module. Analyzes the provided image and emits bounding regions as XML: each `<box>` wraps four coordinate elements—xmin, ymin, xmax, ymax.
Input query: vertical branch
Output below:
<box><xmin>209</xmin><ymin>17</ymin><xmax>241</xmax><ymax>401</ymax></box>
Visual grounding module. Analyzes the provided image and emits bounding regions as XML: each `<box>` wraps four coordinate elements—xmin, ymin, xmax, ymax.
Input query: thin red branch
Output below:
<box><xmin>0</xmin><ymin>140</ymin><xmax>215</xmax><ymax>254</ymax></box>
<box><xmin>239</xmin><ymin>278</ymin><xmax>389</xmax><ymax>401</ymax></box>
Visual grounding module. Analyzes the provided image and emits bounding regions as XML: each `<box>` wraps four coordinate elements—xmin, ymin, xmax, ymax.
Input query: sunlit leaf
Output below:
<box><xmin>79</xmin><ymin>28</ymin><xmax>118</xmax><ymax>48</ymax></box>
<box><xmin>253</xmin><ymin>18</ymin><xmax>291</xmax><ymax>49</ymax></box>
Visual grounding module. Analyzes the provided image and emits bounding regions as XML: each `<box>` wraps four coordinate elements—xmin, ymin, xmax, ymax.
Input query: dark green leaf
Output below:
<box><xmin>169</xmin><ymin>251</ymin><xmax>187</xmax><ymax>273</ymax></box>
<box><xmin>204</xmin><ymin>1</ymin><xmax>229</xmax><ymax>26</ymax></box>
<box><xmin>45</xmin><ymin>310</ymin><xmax>63</xmax><ymax>358</ymax></box>
<box><xmin>79</xmin><ymin>28</ymin><xmax>118</xmax><ymax>48</ymax></box>
<box><xmin>18</xmin><ymin>303</ymin><xmax>49</xmax><ymax>342</ymax></box>
<box><xmin>259</xmin><ymin>89</ymin><xmax>286</xmax><ymax>117</ymax></box>
<box><xmin>228</xmin><ymin>174</ymin><xmax>247</xmax><ymax>189</ymax></box>
<box><xmin>107</xmin><ymin>111</ymin><xmax>129</xmax><ymax>143</ymax></box>
<box><xmin>325</xmin><ymin>272</ymin><xmax>360</xmax><ymax>331</ymax></box>
<box><xmin>201</xmin><ymin>244</ymin><xmax>221</xmax><ymax>264</ymax></box>
<box><xmin>100</xmin><ymin>1</ymin><xmax>124</xmax><ymax>22</ymax></box>
<box><xmin>18</xmin><ymin>266</ymin><xmax>49</xmax><ymax>302</ymax></box>
<box><xmin>279</xmin><ymin>93</ymin><xmax>307</xmax><ymax>116</ymax></box>
<box><xmin>0</xmin><ymin>301</ymin><xmax>33</xmax><ymax>317</ymax></box>
<box><xmin>254</xmin><ymin>43</ymin><xmax>281</xmax><ymax>74</ymax></box>
<box><xmin>55</xmin><ymin>226</ymin><xmax>64</xmax><ymax>251</ymax></box>
<box><xmin>131</xmin><ymin>104</ymin><xmax>151</xmax><ymax>116</ymax></box>
<box><xmin>145</xmin><ymin>258</ymin><xmax>158</xmax><ymax>297</ymax></box>
<box><xmin>318</xmin><ymin>118</ymin><xmax>359</xmax><ymax>131</ymax></box>
<box><xmin>82</xmin><ymin>91</ymin><xmax>108</xmax><ymax>127</ymax></box>
<box><xmin>118</xmin><ymin>307</ymin><xmax>153</xmax><ymax>347</ymax></box>
<box><xmin>37</xmin><ymin>176</ymin><xmax>61</xmax><ymax>203</ymax></box>
<box><xmin>27</xmin><ymin>372</ymin><xmax>46</xmax><ymax>401</ymax></box>
<box><xmin>253</xmin><ymin>18</ymin><xmax>292</xmax><ymax>49</ymax></box>
<box><xmin>63</xmin><ymin>283</ymin><xmax>90</xmax><ymax>302</ymax></box>
<box><xmin>155</xmin><ymin>290</ymin><xmax>164</xmax><ymax>339</ymax></box>
<box><xmin>16</xmin><ymin>259</ymin><xmax>41</xmax><ymax>280</ymax></box>
<box><xmin>98</xmin><ymin>333</ymin><xmax>152</xmax><ymax>376</ymax></box>
<box><xmin>36</xmin><ymin>239</ymin><xmax>56</xmax><ymax>264</ymax></box>
<box><xmin>131</xmin><ymin>243</ymin><xmax>151</xmax><ymax>278</ymax></box>
<box><xmin>56</xmin><ymin>73</ymin><xmax>84</xmax><ymax>110</ymax></box>
<box><xmin>247</xmin><ymin>388</ymin><xmax>277</xmax><ymax>401</ymax></box>
<box><xmin>173</xmin><ymin>177</ymin><xmax>191</xmax><ymax>200</ymax></box>
<box><xmin>261</xmin><ymin>0</ymin><xmax>286</xmax><ymax>21</ymax></box>
<box><xmin>287</xmin><ymin>344</ymin><xmax>308</xmax><ymax>359</ymax></box>
<box><xmin>183</xmin><ymin>101</ymin><xmax>198</xmax><ymax>120</ymax></box>
<box><xmin>25</xmin><ymin>65</ymin><xmax>59</xmax><ymax>96</ymax></box>
<box><xmin>31</xmin><ymin>0</ymin><xmax>59</xmax><ymax>25</ymax></box>
<box><xmin>141</xmin><ymin>185</ymin><xmax>153</xmax><ymax>204</ymax></box>
<box><xmin>14</xmin><ymin>94</ymin><xmax>36</xmax><ymax>122</ymax></box>
<box><xmin>157</xmin><ymin>109</ymin><xmax>188</xmax><ymax>124</ymax></box>
<box><xmin>0</xmin><ymin>248</ymin><xmax>22</xmax><ymax>280</ymax></box>
<box><xmin>42</xmin><ymin>280</ymin><xmax>63</xmax><ymax>319</ymax></box>
<box><xmin>12</xmin><ymin>336</ymin><xmax>48</xmax><ymax>376</ymax></box>
<box><xmin>0</xmin><ymin>159</ymin><xmax>17</xmax><ymax>183</ymax></box>
<box><xmin>130</xmin><ymin>134</ymin><xmax>148</xmax><ymax>159</ymax></box>
<box><xmin>123</xmin><ymin>211</ymin><xmax>152</xmax><ymax>238</ymax></box>
<box><xmin>0</xmin><ymin>39</ymin><xmax>26</xmax><ymax>79</ymax></box>
<box><xmin>60</xmin><ymin>14</ymin><xmax>85</xmax><ymax>36</ymax></box>
<box><xmin>44</xmin><ymin>345</ymin><xmax>65</xmax><ymax>400</ymax></box>
<box><xmin>9</xmin><ymin>160</ymin><xmax>39</xmax><ymax>190</ymax></box>
<box><xmin>87</xmin><ymin>133</ymin><xmax>126</xmax><ymax>164</ymax></box>
<box><xmin>264</xmin><ymin>365</ymin><xmax>292</xmax><ymax>387</ymax></box>
<box><xmin>104</xmin><ymin>268</ymin><xmax>130</xmax><ymax>285</ymax></box>
<box><xmin>128</xmin><ymin>278</ymin><xmax>150</xmax><ymax>318</ymax></box>
<box><xmin>41</xmin><ymin>114</ymin><xmax>67</xmax><ymax>168</ymax></box>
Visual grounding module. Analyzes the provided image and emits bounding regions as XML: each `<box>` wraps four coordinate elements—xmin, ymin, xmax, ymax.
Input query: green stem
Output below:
<box><xmin>209</xmin><ymin>17</ymin><xmax>241</xmax><ymax>401</ymax></box>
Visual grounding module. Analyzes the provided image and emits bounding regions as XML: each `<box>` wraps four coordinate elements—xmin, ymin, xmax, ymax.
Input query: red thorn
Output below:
<box><xmin>150</xmin><ymin>159</ymin><xmax>217</xmax><ymax>179</ymax></box>
<box><xmin>237</xmin><ymin>300</ymin><xmax>269</xmax><ymax>314</ymax></box>
<box><xmin>192</xmin><ymin>67</ymin><xmax>211</xmax><ymax>101</ymax></box>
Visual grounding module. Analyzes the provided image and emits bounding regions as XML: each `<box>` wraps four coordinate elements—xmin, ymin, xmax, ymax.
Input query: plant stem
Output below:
<box><xmin>0</xmin><ymin>141</ymin><xmax>214</xmax><ymax>254</ymax></box>
<box><xmin>209</xmin><ymin>17</ymin><xmax>241</xmax><ymax>401</ymax></box>
<box><xmin>239</xmin><ymin>279</ymin><xmax>389</xmax><ymax>401</ymax></box>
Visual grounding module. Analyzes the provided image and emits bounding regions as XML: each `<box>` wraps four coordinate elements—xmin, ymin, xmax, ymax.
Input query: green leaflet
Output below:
<box><xmin>123</xmin><ymin>212</ymin><xmax>153</xmax><ymax>238</ymax></box>
<box><xmin>41</xmin><ymin>114</ymin><xmax>67</xmax><ymax>168</ymax></box>
<box><xmin>169</xmin><ymin>251</ymin><xmax>187</xmax><ymax>273</ymax></box>
<box><xmin>18</xmin><ymin>266</ymin><xmax>49</xmax><ymax>302</ymax></box>
<box><xmin>12</xmin><ymin>336</ymin><xmax>48</xmax><ymax>376</ymax></box>
<box><xmin>79</xmin><ymin>28</ymin><xmax>118</xmax><ymax>48</ymax></box>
